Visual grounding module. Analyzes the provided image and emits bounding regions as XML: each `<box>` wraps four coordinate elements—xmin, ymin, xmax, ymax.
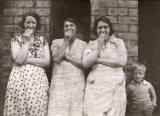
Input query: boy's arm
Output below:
<box><xmin>149</xmin><ymin>83</ymin><xmax>157</xmax><ymax>107</ymax></box>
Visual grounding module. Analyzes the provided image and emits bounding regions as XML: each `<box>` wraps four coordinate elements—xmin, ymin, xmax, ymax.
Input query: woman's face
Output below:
<box><xmin>64</xmin><ymin>21</ymin><xmax>77</xmax><ymax>37</ymax></box>
<box><xmin>24</xmin><ymin>16</ymin><xmax>37</xmax><ymax>32</ymax></box>
<box><xmin>97</xmin><ymin>21</ymin><xmax>110</xmax><ymax>36</ymax></box>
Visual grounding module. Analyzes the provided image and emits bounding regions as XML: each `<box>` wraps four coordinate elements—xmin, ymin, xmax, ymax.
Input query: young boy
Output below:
<box><xmin>127</xmin><ymin>63</ymin><xmax>157</xmax><ymax>116</ymax></box>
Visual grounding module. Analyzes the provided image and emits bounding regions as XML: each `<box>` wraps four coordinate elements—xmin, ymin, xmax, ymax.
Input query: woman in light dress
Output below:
<box><xmin>83</xmin><ymin>16</ymin><xmax>127</xmax><ymax>116</ymax></box>
<box><xmin>48</xmin><ymin>18</ymin><xmax>87</xmax><ymax>116</ymax></box>
<box><xmin>3</xmin><ymin>12</ymin><xmax>50</xmax><ymax>116</ymax></box>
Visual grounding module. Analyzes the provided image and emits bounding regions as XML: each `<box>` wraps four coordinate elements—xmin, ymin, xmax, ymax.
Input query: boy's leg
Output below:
<box><xmin>128</xmin><ymin>111</ymin><xmax>143</xmax><ymax>116</ymax></box>
<box><xmin>143</xmin><ymin>108</ymin><xmax>154</xmax><ymax>116</ymax></box>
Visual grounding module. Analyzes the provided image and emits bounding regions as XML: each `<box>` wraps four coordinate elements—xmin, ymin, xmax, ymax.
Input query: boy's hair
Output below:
<box><xmin>131</xmin><ymin>62</ymin><xmax>146</xmax><ymax>73</ymax></box>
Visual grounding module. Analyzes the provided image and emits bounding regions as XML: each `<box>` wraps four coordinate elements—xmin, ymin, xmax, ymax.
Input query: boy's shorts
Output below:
<box><xmin>128</xmin><ymin>108</ymin><xmax>154</xmax><ymax>116</ymax></box>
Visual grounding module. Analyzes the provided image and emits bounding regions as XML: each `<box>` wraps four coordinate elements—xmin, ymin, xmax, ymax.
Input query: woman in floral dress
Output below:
<box><xmin>48</xmin><ymin>18</ymin><xmax>87</xmax><ymax>116</ymax></box>
<box><xmin>3</xmin><ymin>12</ymin><xmax>50</xmax><ymax>116</ymax></box>
<box><xmin>82</xmin><ymin>16</ymin><xmax>127</xmax><ymax>116</ymax></box>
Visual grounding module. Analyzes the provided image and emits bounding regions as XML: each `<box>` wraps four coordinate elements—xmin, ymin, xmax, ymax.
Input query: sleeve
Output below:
<box><xmin>148</xmin><ymin>83</ymin><xmax>157</xmax><ymax>106</ymax></box>
<box><xmin>50</xmin><ymin>39</ymin><xmax>60</xmax><ymax>57</ymax></box>
<box><xmin>83</xmin><ymin>40</ymin><xmax>97</xmax><ymax>57</ymax></box>
<box><xmin>11</xmin><ymin>39</ymin><xmax>21</xmax><ymax>61</ymax></box>
<box><xmin>80</xmin><ymin>41</ymin><xmax>88</xmax><ymax>59</ymax></box>
<box><xmin>82</xmin><ymin>40</ymin><xmax>98</xmax><ymax>67</ymax></box>
<box><xmin>70</xmin><ymin>40</ymin><xmax>87</xmax><ymax>61</ymax></box>
<box><xmin>10</xmin><ymin>33</ymin><xmax>28</xmax><ymax>63</ymax></box>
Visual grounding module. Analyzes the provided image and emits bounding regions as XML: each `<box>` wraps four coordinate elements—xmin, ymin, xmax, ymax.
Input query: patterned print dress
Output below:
<box><xmin>3</xmin><ymin>33</ymin><xmax>49</xmax><ymax>116</ymax></box>
<box><xmin>83</xmin><ymin>35</ymin><xmax>127</xmax><ymax>116</ymax></box>
<box><xmin>48</xmin><ymin>38</ymin><xmax>87</xmax><ymax>116</ymax></box>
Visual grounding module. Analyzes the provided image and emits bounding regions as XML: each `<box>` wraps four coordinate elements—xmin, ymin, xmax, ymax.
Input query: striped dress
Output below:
<box><xmin>48</xmin><ymin>38</ymin><xmax>87</xmax><ymax>116</ymax></box>
<box><xmin>83</xmin><ymin>35</ymin><xmax>127</xmax><ymax>116</ymax></box>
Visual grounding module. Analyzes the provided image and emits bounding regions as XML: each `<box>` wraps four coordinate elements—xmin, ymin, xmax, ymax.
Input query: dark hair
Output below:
<box><xmin>93</xmin><ymin>16</ymin><xmax>114</xmax><ymax>36</ymax></box>
<box><xmin>19</xmin><ymin>12</ymin><xmax>40</xmax><ymax>30</ymax></box>
<box><xmin>63</xmin><ymin>17</ymin><xmax>85</xmax><ymax>40</ymax></box>
<box><xmin>64</xmin><ymin>17</ymin><xmax>80</xmax><ymax>33</ymax></box>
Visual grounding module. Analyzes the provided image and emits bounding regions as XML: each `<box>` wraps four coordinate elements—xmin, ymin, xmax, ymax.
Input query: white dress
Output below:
<box><xmin>83</xmin><ymin>35</ymin><xmax>127</xmax><ymax>116</ymax></box>
<box><xmin>48</xmin><ymin>38</ymin><xmax>87</xmax><ymax>116</ymax></box>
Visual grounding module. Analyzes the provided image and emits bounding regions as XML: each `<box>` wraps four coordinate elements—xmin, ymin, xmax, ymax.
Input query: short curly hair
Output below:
<box><xmin>63</xmin><ymin>17</ymin><xmax>80</xmax><ymax>33</ymax></box>
<box><xmin>131</xmin><ymin>62</ymin><xmax>146</xmax><ymax>73</ymax></box>
<box><xmin>93</xmin><ymin>16</ymin><xmax>114</xmax><ymax>36</ymax></box>
<box><xmin>19</xmin><ymin>12</ymin><xmax>40</xmax><ymax>30</ymax></box>
<box><xmin>63</xmin><ymin>17</ymin><xmax>85</xmax><ymax>40</ymax></box>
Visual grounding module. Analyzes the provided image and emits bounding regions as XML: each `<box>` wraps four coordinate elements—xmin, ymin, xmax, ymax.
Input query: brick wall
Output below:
<box><xmin>0</xmin><ymin>1</ymin><xmax>4</xmax><ymax>115</ymax></box>
<box><xmin>0</xmin><ymin>2</ymin><xmax>4</xmax><ymax>69</ymax></box>
<box><xmin>90</xmin><ymin>0</ymin><xmax>138</xmax><ymax>63</ymax></box>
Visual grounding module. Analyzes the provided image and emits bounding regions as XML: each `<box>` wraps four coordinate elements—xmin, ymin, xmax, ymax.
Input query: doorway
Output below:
<box><xmin>51</xmin><ymin>0</ymin><xmax>91</xmax><ymax>42</ymax></box>
<box><xmin>139</xmin><ymin>0</ymin><xmax>160</xmax><ymax>111</ymax></box>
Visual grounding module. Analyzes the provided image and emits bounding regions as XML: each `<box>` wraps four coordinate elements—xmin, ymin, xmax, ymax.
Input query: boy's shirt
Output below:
<box><xmin>127</xmin><ymin>80</ymin><xmax>156</xmax><ymax>112</ymax></box>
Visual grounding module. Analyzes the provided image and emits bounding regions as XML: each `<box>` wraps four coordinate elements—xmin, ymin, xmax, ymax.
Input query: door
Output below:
<box><xmin>51</xmin><ymin>0</ymin><xmax>90</xmax><ymax>42</ymax></box>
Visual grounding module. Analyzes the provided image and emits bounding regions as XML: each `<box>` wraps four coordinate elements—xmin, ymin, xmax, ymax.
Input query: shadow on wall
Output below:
<box><xmin>0</xmin><ymin>31</ymin><xmax>13</xmax><ymax>116</ymax></box>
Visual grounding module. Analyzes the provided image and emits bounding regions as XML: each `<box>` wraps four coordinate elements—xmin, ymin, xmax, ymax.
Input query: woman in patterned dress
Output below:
<box><xmin>48</xmin><ymin>18</ymin><xmax>87</xmax><ymax>116</ymax></box>
<box><xmin>3</xmin><ymin>12</ymin><xmax>50</xmax><ymax>116</ymax></box>
<box><xmin>82</xmin><ymin>16</ymin><xmax>127</xmax><ymax>116</ymax></box>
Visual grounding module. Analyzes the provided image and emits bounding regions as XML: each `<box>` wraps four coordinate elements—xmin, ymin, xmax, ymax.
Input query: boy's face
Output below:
<box><xmin>133</xmin><ymin>69</ymin><xmax>145</xmax><ymax>84</ymax></box>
